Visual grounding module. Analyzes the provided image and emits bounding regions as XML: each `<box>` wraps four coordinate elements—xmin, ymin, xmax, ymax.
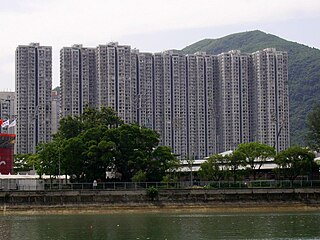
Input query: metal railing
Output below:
<box><xmin>1</xmin><ymin>179</ymin><xmax>320</xmax><ymax>191</ymax></box>
<box><xmin>43</xmin><ymin>180</ymin><xmax>320</xmax><ymax>191</ymax></box>
<box><xmin>44</xmin><ymin>182</ymin><xmax>183</xmax><ymax>191</ymax></box>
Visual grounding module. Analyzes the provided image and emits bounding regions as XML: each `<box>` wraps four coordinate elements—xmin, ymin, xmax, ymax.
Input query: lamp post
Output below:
<box><xmin>58</xmin><ymin>151</ymin><xmax>61</xmax><ymax>190</ymax></box>
<box><xmin>187</xmin><ymin>154</ymin><xmax>195</xmax><ymax>186</ymax></box>
<box><xmin>190</xmin><ymin>161</ymin><xmax>193</xmax><ymax>186</ymax></box>
<box><xmin>58</xmin><ymin>139</ymin><xmax>62</xmax><ymax>190</ymax></box>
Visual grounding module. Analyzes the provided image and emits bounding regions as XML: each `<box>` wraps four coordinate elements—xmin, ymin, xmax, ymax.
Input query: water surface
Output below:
<box><xmin>1</xmin><ymin>211</ymin><xmax>320</xmax><ymax>239</ymax></box>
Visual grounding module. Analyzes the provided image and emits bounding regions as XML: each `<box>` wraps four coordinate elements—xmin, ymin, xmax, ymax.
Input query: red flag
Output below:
<box><xmin>0</xmin><ymin>119</ymin><xmax>2</xmax><ymax>125</ymax></box>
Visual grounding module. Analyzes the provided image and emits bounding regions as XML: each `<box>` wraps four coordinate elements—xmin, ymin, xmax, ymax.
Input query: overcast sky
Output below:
<box><xmin>1</xmin><ymin>0</ymin><xmax>320</xmax><ymax>90</ymax></box>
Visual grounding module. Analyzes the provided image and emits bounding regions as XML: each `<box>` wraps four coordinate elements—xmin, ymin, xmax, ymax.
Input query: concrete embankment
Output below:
<box><xmin>1</xmin><ymin>188</ymin><xmax>320</xmax><ymax>215</ymax></box>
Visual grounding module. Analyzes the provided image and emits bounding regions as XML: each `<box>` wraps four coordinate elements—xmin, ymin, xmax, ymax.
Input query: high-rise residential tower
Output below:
<box><xmin>171</xmin><ymin>53</ymin><xmax>188</xmax><ymax>158</ymax></box>
<box><xmin>15</xmin><ymin>43</ymin><xmax>52</xmax><ymax>154</ymax></box>
<box><xmin>0</xmin><ymin>92</ymin><xmax>15</xmax><ymax>134</ymax></box>
<box><xmin>96</xmin><ymin>42</ymin><xmax>133</xmax><ymax>123</ymax></box>
<box><xmin>60</xmin><ymin>44</ymin><xmax>96</xmax><ymax>118</ymax></box>
<box><xmin>186</xmin><ymin>53</ymin><xmax>209</xmax><ymax>159</ymax></box>
<box><xmin>136</xmin><ymin>52</ymin><xmax>154</xmax><ymax>129</ymax></box>
<box><xmin>251</xmin><ymin>48</ymin><xmax>289</xmax><ymax>152</ymax></box>
<box><xmin>60</xmin><ymin>42</ymin><xmax>289</xmax><ymax>159</ymax></box>
<box><xmin>152</xmin><ymin>51</ymin><xmax>189</xmax><ymax>158</ymax></box>
<box><xmin>216</xmin><ymin>50</ymin><xmax>251</xmax><ymax>153</ymax></box>
<box><xmin>51</xmin><ymin>89</ymin><xmax>60</xmax><ymax>135</ymax></box>
<box><xmin>150</xmin><ymin>51</ymin><xmax>217</xmax><ymax>159</ymax></box>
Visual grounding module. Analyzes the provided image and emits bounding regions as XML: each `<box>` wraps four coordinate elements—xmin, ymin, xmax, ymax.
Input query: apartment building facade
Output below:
<box><xmin>51</xmin><ymin>90</ymin><xmax>60</xmax><ymax>135</ymax></box>
<box><xmin>216</xmin><ymin>50</ymin><xmax>251</xmax><ymax>153</ymax></box>
<box><xmin>251</xmin><ymin>48</ymin><xmax>289</xmax><ymax>152</ymax></box>
<box><xmin>95</xmin><ymin>43</ymin><xmax>133</xmax><ymax>123</ymax></box>
<box><xmin>60</xmin><ymin>45</ymin><xmax>96</xmax><ymax>118</ymax></box>
<box><xmin>15</xmin><ymin>43</ymin><xmax>52</xmax><ymax>154</ymax></box>
<box><xmin>0</xmin><ymin>92</ymin><xmax>15</xmax><ymax>134</ymax></box>
<box><xmin>59</xmin><ymin>43</ymin><xmax>289</xmax><ymax>159</ymax></box>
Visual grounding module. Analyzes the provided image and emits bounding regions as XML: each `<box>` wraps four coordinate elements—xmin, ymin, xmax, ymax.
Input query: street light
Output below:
<box><xmin>58</xmin><ymin>147</ymin><xmax>61</xmax><ymax>190</ymax></box>
<box><xmin>186</xmin><ymin>154</ymin><xmax>195</xmax><ymax>186</ymax></box>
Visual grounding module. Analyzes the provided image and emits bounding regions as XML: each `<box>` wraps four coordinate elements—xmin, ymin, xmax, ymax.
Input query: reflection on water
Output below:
<box><xmin>0</xmin><ymin>211</ymin><xmax>320</xmax><ymax>240</ymax></box>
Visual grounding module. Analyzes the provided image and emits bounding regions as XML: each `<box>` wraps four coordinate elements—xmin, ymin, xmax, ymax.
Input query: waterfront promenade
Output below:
<box><xmin>1</xmin><ymin>185</ymin><xmax>320</xmax><ymax>215</ymax></box>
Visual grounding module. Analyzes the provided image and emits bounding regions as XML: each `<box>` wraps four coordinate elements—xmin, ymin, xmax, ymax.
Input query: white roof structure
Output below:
<box><xmin>0</xmin><ymin>174</ymin><xmax>67</xmax><ymax>179</ymax></box>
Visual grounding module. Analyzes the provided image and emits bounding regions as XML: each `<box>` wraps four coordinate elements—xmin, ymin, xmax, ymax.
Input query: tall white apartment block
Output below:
<box><xmin>137</xmin><ymin>52</ymin><xmax>154</xmax><ymax>128</ymax></box>
<box><xmin>157</xmin><ymin>52</ymin><xmax>189</xmax><ymax>158</ymax></box>
<box><xmin>51</xmin><ymin>90</ymin><xmax>60</xmax><ymax>135</ymax></box>
<box><xmin>60</xmin><ymin>45</ymin><xmax>96</xmax><ymax>118</ymax></box>
<box><xmin>186</xmin><ymin>54</ymin><xmax>206</xmax><ymax>159</ymax></box>
<box><xmin>216</xmin><ymin>50</ymin><xmax>251</xmax><ymax>153</ymax></box>
<box><xmin>252</xmin><ymin>48</ymin><xmax>289</xmax><ymax>152</ymax></box>
<box><xmin>162</xmin><ymin>52</ymin><xmax>173</xmax><ymax>148</ymax></box>
<box><xmin>172</xmin><ymin>53</ymin><xmax>188</xmax><ymax>158</ymax></box>
<box><xmin>0</xmin><ymin>92</ymin><xmax>15</xmax><ymax>134</ymax></box>
<box><xmin>151</xmin><ymin>51</ymin><xmax>217</xmax><ymax>159</ymax></box>
<box><xmin>204</xmin><ymin>54</ymin><xmax>218</xmax><ymax>156</ymax></box>
<box><xmin>16</xmin><ymin>43</ymin><xmax>52</xmax><ymax>154</ymax></box>
<box><xmin>152</xmin><ymin>53</ymin><xmax>164</xmax><ymax>144</ymax></box>
<box><xmin>96</xmin><ymin>43</ymin><xmax>132</xmax><ymax>123</ymax></box>
<box><xmin>59</xmin><ymin>42</ymin><xmax>289</xmax><ymax>159</ymax></box>
<box><xmin>130</xmin><ymin>49</ymin><xmax>139</xmax><ymax>123</ymax></box>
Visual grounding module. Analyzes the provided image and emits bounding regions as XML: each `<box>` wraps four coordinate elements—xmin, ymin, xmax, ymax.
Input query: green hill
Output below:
<box><xmin>181</xmin><ymin>30</ymin><xmax>320</xmax><ymax>146</ymax></box>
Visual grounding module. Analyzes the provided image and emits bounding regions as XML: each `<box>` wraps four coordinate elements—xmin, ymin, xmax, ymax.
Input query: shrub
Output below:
<box><xmin>146</xmin><ymin>186</ymin><xmax>158</xmax><ymax>201</ymax></box>
<box><xmin>132</xmin><ymin>170</ymin><xmax>147</xmax><ymax>182</ymax></box>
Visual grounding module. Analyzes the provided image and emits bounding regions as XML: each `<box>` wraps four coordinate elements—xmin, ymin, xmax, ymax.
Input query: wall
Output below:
<box><xmin>0</xmin><ymin>188</ymin><xmax>320</xmax><ymax>206</ymax></box>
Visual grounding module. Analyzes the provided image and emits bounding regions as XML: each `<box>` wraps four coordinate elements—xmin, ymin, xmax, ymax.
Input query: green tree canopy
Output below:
<box><xmin>199</xmin><ymin>154</ymin><xmax>228</xmax><ymax>181</ymax></box>
<box><xmin>58</xmin><ymin>116</ymin><xmax>83</xmax><ymax>139</ymax></box>
<box><xmin>36</xmin><ymin>142</ymin><xmax>61</xmax><ymax>177</ymax></box>
<box><xmin>147</xmin><ymin>146</ymin><xmax>179</xmax><ymax>182</ymax></box>
<box><xmin>108</xmin><ymin>124</ymin><xmax>178</xmax><ymax>182</ymax></box>
<box><xmin>81</xmin><ymin>106</ymin><xmax>123</xmax><ymax>129</ymax></box>
<box><xmin>34</xmin><ymin>107</ymin><xmax>178</xmax><ymax>182</ymax></box>
<box><xmin>274</xmin><ymin>146</ymin><xmax>316</xmax><ymax>182</ymax></box>
<box><xmin>13</xmin><ymin>153</ymin><xmax>34</xmax><ymax>173</ymax></box>
<box><xmin>226</xmin><ymin>151</ymin><xmax>247</xmax><ymax>182</ymax></box>
<box><xmin>236</xmin><ymin>142</ymin><xmax>276</xmax><ymax>179</ymax></box>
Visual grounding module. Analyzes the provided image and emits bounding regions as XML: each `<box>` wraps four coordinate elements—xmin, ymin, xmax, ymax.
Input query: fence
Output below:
<box><xmin>44</xmin><ymin>182</ymin><xmax>183</xmax><ymax>191</ymax></box>
<box><xmin>1</xmin><ymin>179</ymin><xmax>320</xmax><ymax>191</ymax></box>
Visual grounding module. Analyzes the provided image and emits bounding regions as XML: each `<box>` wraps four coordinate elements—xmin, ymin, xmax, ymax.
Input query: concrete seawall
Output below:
<box><xmin>1</xmin><ymin>188</ymin><xmax>320</xmax><ymax>214</ymax></box>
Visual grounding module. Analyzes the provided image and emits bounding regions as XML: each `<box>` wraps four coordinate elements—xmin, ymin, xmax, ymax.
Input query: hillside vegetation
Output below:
<box><xmin>181</xmin><ymin>30</ymin><xmax>320</xmax><ymax>146</ymax></box>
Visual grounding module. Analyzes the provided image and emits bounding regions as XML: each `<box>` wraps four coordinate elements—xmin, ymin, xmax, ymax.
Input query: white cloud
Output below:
<box><xmin>0</xmin><ymin>0</ymin><xmax>320</xmax><ymax>89</ymax></box>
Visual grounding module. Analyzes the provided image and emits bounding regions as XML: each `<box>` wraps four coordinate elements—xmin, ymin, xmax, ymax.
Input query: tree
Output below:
<box><xmin>236</xmin><ymin>142</ymin><xmax>276</xmax><ymax>179</ymax></box>
<box><xmin>106</xmin><ymin>124</ymin><xmax>151</xmax><ymax>181</ymax></box>
<box><xmin>61</xmin><ymin>137</ymin><xmax>86</xmax><ymax>182</ymax></box>
<box><xmin>104</xmin><ymin>123</ymin><xmax>180</xmax><ymax>182</ymax></box>
<box><xmin>57</xmin><ymin>116</ymin><xmax>83</xmax><ymax>139</ymax></box>
<box><xmin>199</xmin><ymin>154</ymin><xmax>228</xmax><ymax>181</ymax></box>
<box><xmin>306</xmin><ymin>104</ymin><xmax>320</xmax><ymax>151</ymax></box>
<box><xmin>81</xmin><ymin>106</ymin><xmax>123</xmax><ymax>129</ymax></box>
<box><xmin>84</xmin><ymin>139</ymin><xmax>117</xmax><ymax>181</ymax></box>
<box><xmin>36</xmin><ymin>142</ymin><xmax>61</xmax><ymax>177</ymax></box>
<box><xmin>54</xmin><ymin>107</ymin><xmax>122</xmax><ymax>182</ymax></box>
<box><xmin>34</xmin><ymin>107</ymin><xmax>178</xmax><ymax>183</ymax></box>
<box><xmin>226</xmin><ymin>151</ymin><xmax>246</xmax><ymax>182</ymax></box>
<box><xmin>184</xmin><ymin>155</ymin><xmax>195</xmax><ymax>184</ymax></box>
<box><xmin>132</xmin><ymin>170</ymin><xmax>147</xmax><ymax>182</ymax></box>
<box><xmin>57</xmin><ymin>106</ymin><xmax>122</xmax><ymax>140</ymax></box>
<box><xmin>27</xmin><ymin>154</ymin><xmax>43</xmax><ymax>177</ymax></box>
<box><xmin>13</xmin><ymin>153</ymin><xmax>33</xmax><ymax>173</ymax></box>
<box><xmin>79</xmin><ymin>125</ymin><xmax>117</xmax><ymax>181</ymax></box>
<box><xmin>146</xmin><ymin>146</ymin><xmax>179</xmax><ymax>182</ymax></box>
<box><xmin>274</xmin><ymin>146</ymin><xmax>316</xmax><ymax>183</ymax></box>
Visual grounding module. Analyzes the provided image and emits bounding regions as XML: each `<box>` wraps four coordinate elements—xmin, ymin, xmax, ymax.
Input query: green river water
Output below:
<box><xmin>0</xmin><ymin>211</ymin><xmax>320</xmax><ymax>240</ymax></box>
